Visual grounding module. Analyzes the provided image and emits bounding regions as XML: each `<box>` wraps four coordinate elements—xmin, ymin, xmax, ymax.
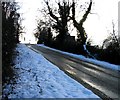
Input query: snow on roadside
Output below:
<box><xmin>3</xmin><ymin>44</ymin><xmax>99</xmax><ymax>98</ymax></box>
<box><xmin>37</xmin><ymin>44</ymin><xmax>120</xmax><ymax>71</ymax></box>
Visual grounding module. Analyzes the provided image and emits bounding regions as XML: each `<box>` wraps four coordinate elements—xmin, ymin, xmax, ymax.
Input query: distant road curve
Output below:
<box><xmin>27</xmin><ymin>44</ymin><xmax>120</xmax><ymax>100</ymax></box>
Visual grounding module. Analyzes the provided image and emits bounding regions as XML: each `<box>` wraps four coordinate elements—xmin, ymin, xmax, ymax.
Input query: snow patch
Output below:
<box><xmin>3</xmin><ymin>44</ymin><xmax>99</xmax><ymax>98</ymax></box>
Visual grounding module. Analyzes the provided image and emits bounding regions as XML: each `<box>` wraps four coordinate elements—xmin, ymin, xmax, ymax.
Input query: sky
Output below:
<box><xmin>16</xmin><ymin>0</ymin><xmax>119</xmax><ymax>45</ymax></box>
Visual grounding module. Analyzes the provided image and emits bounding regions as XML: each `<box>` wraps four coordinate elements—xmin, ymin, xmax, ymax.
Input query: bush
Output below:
<box><xmin>2</xmin><ymin>2</ymin><xmax>20</xmax><ymax>84</ymax></box>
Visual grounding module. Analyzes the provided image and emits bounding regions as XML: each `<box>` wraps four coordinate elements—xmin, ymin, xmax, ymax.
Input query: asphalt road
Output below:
<box><xmin>27</xmin><ymin>44</ymin><xmax>120</xmax><ymax>99</ymax></box>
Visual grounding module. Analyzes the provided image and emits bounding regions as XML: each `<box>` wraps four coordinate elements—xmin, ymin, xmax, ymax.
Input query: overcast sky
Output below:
<box><xmin>17</xmin><ymin>0</ymin><xmax>119</xmax><ymax>45</ymax></box>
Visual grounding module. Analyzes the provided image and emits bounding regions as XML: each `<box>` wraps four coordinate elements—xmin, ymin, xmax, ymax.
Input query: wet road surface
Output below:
<box><xmin>27</xmin><ymin>44</ymin><xmax>120</xmax><ymax>99</ymax></box>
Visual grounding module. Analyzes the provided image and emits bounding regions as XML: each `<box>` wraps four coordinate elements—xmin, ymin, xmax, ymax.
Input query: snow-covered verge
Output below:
<box><xmin>37</xmin><ymin>44</ymin><xmax>120</xmax><ymax>71</ymax></box>
<box><xmin>3</xmin><ymin>44</ymin><xmax>99</xmax><ymax>98</ymax></box>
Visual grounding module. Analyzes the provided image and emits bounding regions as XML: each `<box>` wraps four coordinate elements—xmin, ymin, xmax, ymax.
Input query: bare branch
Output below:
<box><xmin>44</xmin><ymin>0</ymin><xmax>59</xmax><ymax>22</ymax></box>
<box><xmin>80</xmin><ymin>0</ymin><xmax>92</xmax><ymax>25</ymax></box>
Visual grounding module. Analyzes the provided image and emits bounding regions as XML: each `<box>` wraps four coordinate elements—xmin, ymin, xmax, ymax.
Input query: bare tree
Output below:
<box><xmin>44</xmin><ymin>0</ymin><xmax>72</xmax><ymax>43</ymax></box>
<box><xmin>71</xmin><ymin>0</ymin><xmax>92</xmax><ymax>45</ymax></box>
<box><xmin>102</xmin><ymin>21</ymin><xmax>119</xmax><ymax>49</ymax></box>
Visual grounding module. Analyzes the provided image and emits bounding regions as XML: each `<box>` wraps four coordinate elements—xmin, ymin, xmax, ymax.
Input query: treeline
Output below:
<box><xmin>87</xmin><ymin>41</ymin><xmax>120</xmax><ymax>65</ymax></box>
<box><xmin>36</xmin><ymin>25</ymin><xmax>120</xmax><ymax>65</ymax></box>
<box><xmin>35</xmin><ymin>0</ymin><xmax>120</xmax><ymax>65</ymax></box>
<box><xmin>36</xmin><ymin>26</ymin><xmax>88</xmax><ymax>56</ymax></box>
<box><xmin>2</xmin><ymin>2</ymin><xmax>20</xmax><ymax>84</ymax></box>
<box><xmin>35</xmin><ymin>0</ymin><xmax>93</xmax><ymax>56</ymax></box>
<box><xmin>86</xmin><ymin>21</ymin><xmax>120</xmax><ymax>65</ymax></box>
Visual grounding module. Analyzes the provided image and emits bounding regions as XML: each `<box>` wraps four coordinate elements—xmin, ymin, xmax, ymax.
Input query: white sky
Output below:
<box><xmin>16</xmin><ymin>0</ymin><xmax>119</xmax><ymax>45</ymax></box>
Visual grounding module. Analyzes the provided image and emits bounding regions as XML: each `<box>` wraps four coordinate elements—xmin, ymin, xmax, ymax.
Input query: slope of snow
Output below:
<box><xmin>37</xmin><ymin>44</ymin><xmax>120</xmax><ymax>71</ymax></box>
<box><xmin>3</xmin><ymin>44</ymin><xmax>99</xmax><ymax>98</ymax></box>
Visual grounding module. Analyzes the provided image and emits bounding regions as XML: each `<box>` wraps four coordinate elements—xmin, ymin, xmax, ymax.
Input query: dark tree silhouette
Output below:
<box><xmin>44</xmin><ymin>0</ymin><xmax>72</xmax><ymax>44</ymax></box>
<box><xmin>100</xmin><ymin>21</ymin><xmax>120</xmax><ymax>64</ymax></box>
<box><xmin>34</xmin><ymin>20</ymin><xmax>45</xmax><ymax>40</ymax></box>
<box><xmin>2</xmin><ymin>2</ymin><xmax>20</xmax><ymax>85</ymax></box>
<box><xmin>34</xmin><ymin>19</ymin><xmax>53</xmax><ymax>45</ymax></box>
<box><xmin>47</xmin><ymin>27</ymin><xmax>53</xmax><ymax>44</ymax></box>
<box><xmin>71</xmin><ymin>0</ymin><xmax>94</xmax><ymax>58</ymax></box>
<box><xmin>37</xmin><ymin>27</ymin><xmax>53</xmax><ymax>45</ymax></box>
<box><xmin>71</xmin><ymin>0</ymin><xmax>92</xmax><ymax>45</ymax></box>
